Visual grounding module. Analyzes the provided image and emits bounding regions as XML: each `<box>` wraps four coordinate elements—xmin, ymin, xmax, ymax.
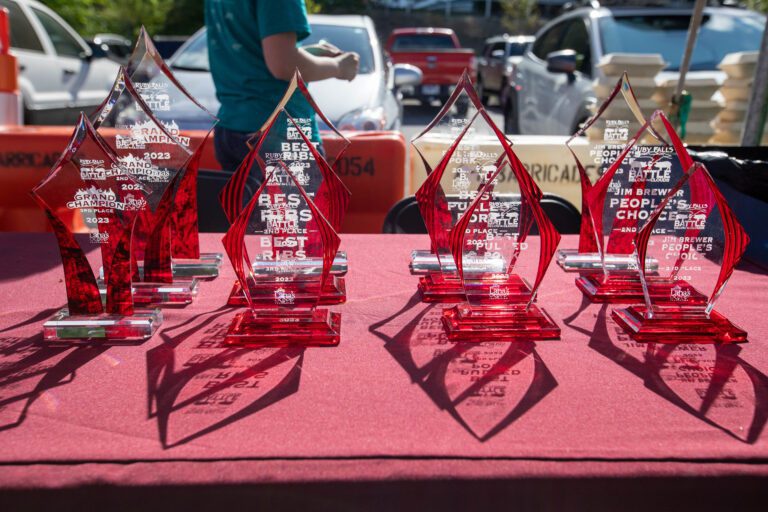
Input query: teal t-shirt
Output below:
<box><xmin>204</xmin><ymin>0</ymin><xmax>318</xmax><ymax>139</ymax></box>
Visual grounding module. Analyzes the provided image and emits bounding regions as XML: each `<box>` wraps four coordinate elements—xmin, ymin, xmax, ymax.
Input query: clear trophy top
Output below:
<box><xmin>450</xmin><ymin>150</ymin><xmax>560</xmax><ymax>309</ymax></box>
<box><xmin>90</xmin><ymin>67</ymin><xmax>192</xmax><ymax>213</ymax></box>
<box><xmin>415</xmin><ymin>72</ymin><xmax>515</xmax><ymax>276</ymax></box>
<box><xmin>220</xmin><ymin>71</ymin><xmax>351</xmax><ymax>229</ymax></box>
<box><xmin>568</xmin><ymin>72</ymin><xmax>659</xmax><ymax>188</ymax></box>
<box><xmin>125</xmin><ymin>27</ymin><xmax>217</xmax><ymax>140</ymax></box>
<box><xmin>412</xmin><ymin>70</ymin><xmax>509</xmax><ymax>175</ymax></box>
<box><xmin>637</xmin><ymin>158</ymin><xmax>749</xmax><ymax>315</ymax></box>
<box><xmin>586</xmin><ymin>110</ymin><xmax>687</xmax><ymax>276</ymax></box>
<box><xmin>31</xmin><ymin>114</ymin><xmax>149</xmax><ymax>314</ymax></box>
<box><xmin>223</xmin><ymin>161</ymin><xmax>340</xmax><ymax>313</ymax></box>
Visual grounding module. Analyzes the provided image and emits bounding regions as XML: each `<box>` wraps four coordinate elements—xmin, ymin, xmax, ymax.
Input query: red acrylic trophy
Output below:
<box><xmin>220</xmin><ymin>71</ymin><xmax>351</xmax><ymax>306</ymax></box>
<box><xmin>125</xmin><ymin>27</ymin><xmax>221</xmax><ymax>279</ymax></box>
<box><xmin>442</xmin><ymin>129</ymin><xmax>561</xmax><ymax>341</ymax></box>
<box><xmin>559</xmin><ymin>72</ymin><xmax>660</xmax><ymax>272</ymax></box>
<box><xmin>92</xmin><ymin>68</ymin><xmax>199</xmax><ymax>305</ymax></box>
<box><xmin>576</xmin><ymin>110</ymin><xmax>685</xmax><ymax>302</ymax></box>
<box><xmin>31</xmin><ymin>114</ymin><xmax>161</xmax><ymax>342</ymax></box>
<box><xmin>612</xmin><ymin>161</ymin><xmax>750</xmax><ymax>343</ymax></box>
<box><xmin>222</xmin><ymin>161</ymin><xmax>342</xmax><ymax>346</ymax></box>
<box><xmin>413</xmin><ymin>70</ymin><xmax>510</xmax><ymax>301</ymax></box>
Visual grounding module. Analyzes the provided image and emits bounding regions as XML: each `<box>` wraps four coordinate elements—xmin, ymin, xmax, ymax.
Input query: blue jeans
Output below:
<box><xmin>213</xmin><ymin>125</ymin><xmax>252</xmax><ymax>174</ymax></box>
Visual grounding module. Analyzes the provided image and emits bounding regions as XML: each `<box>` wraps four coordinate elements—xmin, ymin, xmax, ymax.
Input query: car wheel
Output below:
<box><xmin>504</xmin><ymin>92</ymin><xmax>520</xmax><ymax>135</ymax></box>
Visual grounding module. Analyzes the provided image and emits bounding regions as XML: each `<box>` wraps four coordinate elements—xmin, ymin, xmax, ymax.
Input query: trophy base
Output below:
<box><xmin>98</xmin><ymin>253</ymin><xmax>223</xmax><ymax>281</ymax></box>
<box><xmin>442</xmin><ymin>303</ymin><xmax>560</xmax><ymax>341</ymax></box>
<box><xmin>227</xmin><ymin>276</ymin><xmax>347</xmax><ymax>307</ymax></box>
<box><xmin>42</xmin><ymin>307</ymin><xmax>162</xmax><ymax>343</ymax></box>
<box><xmin>418</xmin><ymin>273</ymin><xmax>465</xmax><ymax>303</ymax></box>
<box><xmin>556</xmin><ymin>249</ymin><xmax>659</xmax><ymax>273</ymax></box>
<box><xmin>225</xmin><ymin>309</ymin><xmax>341</xmax><ymax>347</ymax></box>
<box><xmin>612</xmin><ymin>305</ymin><xmax>748</xmax><ymax>344</ymax></box>
<box><xmin>575</xmin><ymin>273</ymin><xmax>644</xmax><ymax>303</ymax></box>
<box><xmin>98</xmin><ymin>279</ymin><xmax>200</xmax><ymax>306</ymax></box>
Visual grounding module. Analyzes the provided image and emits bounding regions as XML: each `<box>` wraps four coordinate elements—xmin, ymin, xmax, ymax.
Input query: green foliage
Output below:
<box><xmin>500</xmin><ymin>0</ymin><xmax>539</xmax><ymax>33</ymax></box>
<box><xmin>745</xmin><ymin>0</ymin><xmax>768</xmax><ymax>13</ymax></box>
<box><xmin>41</xmin><ymin>0</ymin><xmax>175</xmax><ymax>38</ymax></box>
<box><xmin>39</xmin><ymin>0</ymin><xmax>370</xmax><ymax>39</ymax></box>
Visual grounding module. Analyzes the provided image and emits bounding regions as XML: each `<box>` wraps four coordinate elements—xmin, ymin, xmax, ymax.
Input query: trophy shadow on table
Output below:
<box><xmin>370</xmin><ymin>293</ymin><xmax>557</xmax><ymax>442</ymax></box>
<box><xmin>0</xmin><ymin>330</ymin><xmax>108</xmax><ymax>432</ymax></box>
<box><xmin>588</xmin><ymin>305</ymin><xmax>768</xmax><ymax>444</ymax></box>
<box><xmin>146</xmin><ymin>306</ymin><xmax>305</xmax><ymax>449</ymax></box>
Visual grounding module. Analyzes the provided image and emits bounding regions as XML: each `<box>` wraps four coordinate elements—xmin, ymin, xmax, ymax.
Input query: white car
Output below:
<box><xmin>167</xmin><ymin>15</ymin><xmax>421</xmax><ymax>131</ymax></box>
<box><xmin>507</xmin><ymin>5</ymin><xmax>766</xmax><ymax>135</ymax></box>
<box><xmin>0</xmin><ymin>0</ymin><xmax>120</xmax><ymax>124</ymax></box>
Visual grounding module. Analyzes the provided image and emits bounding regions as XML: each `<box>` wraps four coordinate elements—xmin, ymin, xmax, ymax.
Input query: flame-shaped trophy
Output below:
<box><xmin>31</xmin><ymin>115</ymin><xmax>161</xmax><ymax>342</ymax></box>
<box><xmin>220</xmin><ymin>71</ymin><xmax>351</xmax><ymax>306</ymax></box>
<box><xmin>411</xmin><ymin>70</ymin><xmax>510</xmax><ymax>302</ymax></box>
<box><xmin>612</xmin><ymin>158</ymin><xmax>749</xmax><ymax>343</ymax></box>
<box><xmin>222</xmin><ymin>160</ymin><xmax>342</xmax><ymax>346</ymax></box>
<box><xmin>441</xmin><ymin>122</ymin><xmax>562</xmax><ymax>341</ymax></box>
<box><xmin>92</xmin><ymin>68</ymin><xmax>199</xmax><ymax>305</ymax></box>
<box><xmin>575</xmin><ymin>107</ymin><xmax>685</xmax><ymax>302</ymax></box>
<box><xmin>124</xmin><ymin>27</ymin><xmax>220</xmax><ymax>278</ymax></box>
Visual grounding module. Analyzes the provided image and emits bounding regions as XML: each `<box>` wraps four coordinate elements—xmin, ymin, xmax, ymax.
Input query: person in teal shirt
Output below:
<box><xmin>204</xmin><ymin>0</ymin><xmax>359</xmax><ymax>172</ymax></box>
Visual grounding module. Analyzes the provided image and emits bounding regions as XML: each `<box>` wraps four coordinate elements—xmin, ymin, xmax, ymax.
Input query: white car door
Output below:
<box><xmin>0</xmin><ymin>0</ymin><xmax>66</xmax><ymax>113</ymax></box>
<box><xmin>518</xmin><ymin>20</ymin><xmax>569</xmax><ymax>134</ymax></box>
<box><xmin>541</xmin><ymin>17</ymin><xmax>594</xmax><ymax>135</ymax></box>
<box><xmin>27</xmin><ymin>3</ymin><xmax>113</xmax><ymax>110</ymax></box>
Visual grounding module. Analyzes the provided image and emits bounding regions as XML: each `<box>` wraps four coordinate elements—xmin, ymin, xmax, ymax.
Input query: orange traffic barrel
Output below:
<box><xmin>0</xmin><ymin>7</ymin><xmax>21</xmax><ymax>125</ymax></box>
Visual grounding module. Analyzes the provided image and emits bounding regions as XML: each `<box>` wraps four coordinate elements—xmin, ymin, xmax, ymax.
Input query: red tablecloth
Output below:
<box><xmin>0</xmin><ymin>234</ymin><xmax>767</xmax><ymax>509</ymax></box>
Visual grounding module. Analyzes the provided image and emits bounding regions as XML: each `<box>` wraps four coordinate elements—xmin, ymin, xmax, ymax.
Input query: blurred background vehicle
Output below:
<box><xmin>476</xmin><ymin>33</ymin><xmax>533</xmax><ymax>105</ymax></box>
<box><xmin>506</xmin><ymin>4</ymin><xmax>766</xmax><ymax>135</ymax></box>
<box><xmin>167</xmin><ymin>15</ymin><xmax>421</xmax><ymax>132</ymax></box>
<box><xmin>87</xmin><ymin>33</ymin><xmax>131</xmax><ymax>65</ymax></box>
<box><xmin>0</xmin><ymin>0</ymin><xmax>120</xmax><ymax>124</ymax></box>
<box><xmin>385</xmin><ymin>27</ymin><xmax>475</xmax><ymax>107</ymax></box>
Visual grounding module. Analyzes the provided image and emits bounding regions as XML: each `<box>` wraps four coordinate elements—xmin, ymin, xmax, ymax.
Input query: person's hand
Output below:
<box><xmin>304</xmin><ymin>41</ymin><xmax>343</xmax><ymax>57</ymax></box>
<box><xmin>335</xmin><ymin>52</ymin><xmax>360</xmax><ymax>81</ymax></box>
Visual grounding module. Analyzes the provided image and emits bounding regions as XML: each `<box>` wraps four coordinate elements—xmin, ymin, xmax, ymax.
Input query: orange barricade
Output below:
<box><xmin>0</xmin><ymin>127</ymin><xmax>406</xmax><ymax>233</ymax></box>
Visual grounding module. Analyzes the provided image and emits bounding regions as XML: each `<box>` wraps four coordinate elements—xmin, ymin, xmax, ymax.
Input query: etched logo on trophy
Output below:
<box><xmin>604</xmin><ymin>120</ymin><xmax>630</xmax><ymax>142</ymax></box>
<box><xmin>134</xmin><ymin>81</ymin><xmax>171</xmax><ymax>111</ymax></box>
<box><xmin>670</xmin><ymin>284</ymin><xmax>691</xmax><ymax>302</ymax></box>
<box><xmin>67</xmin><ymin>187</ymin><xmax>128</xmax><ymax>210</ymax></box>
<box><xmin>489</xmin><ymin>284</ymin><xmax>510</xmax><ymax>300</ymax></box>
<box><xmin>274</xmin><ymin>287</ymin><xmax>296</xmax><ymax>305</ymax></box>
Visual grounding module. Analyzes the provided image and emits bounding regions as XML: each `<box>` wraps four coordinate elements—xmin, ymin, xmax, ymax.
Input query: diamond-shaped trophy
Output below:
<box><xmin>221</xmin><ymin>71</ymin><xmax>351</xmax><ymax>306</ymax></box>
<box><xmin>31</xmin><ymin>115</ymin><xmax>161</xmax><ymax>342</ymax></box>
<box><xmin>440</xmin><ymin>121</ymin><xmax>561</xmax><ymax>340</ymax></box>
<box><xmin>576</xmin><ymin>109</ymin><xmax>685</xmax><ymax>302</ymax></box>
<box><xmin>412</xmin><ymin>70</ymin><xmax>510</xmax><ymax>302</ymax></box>
<box><xmin>125</xmin><ymin>27</ymin><xmax>221</xmax><ymax>278</ymax></box>
<box><xmin>222</xmin><ymin>160</ymin><xmax>342</xmax><ymax>346</ymax></box>
<box><xmin>559</xmin><ymin>72</ymin><xmax>661</xmax><ymax>272</ymax></box>
<box><xmin>92</xmin><ymin>68</ymin><xmax>199</xmax><ymax>305</ymax></box>
<box><xmin>410</xmin><ymin>70</ymin><xmax>508</xmax><ymax>278</ymax></box>
<box><xmin>612</xmin><ymin>159</ymin><xmax>750</xmax><ymax>343</ymax></box>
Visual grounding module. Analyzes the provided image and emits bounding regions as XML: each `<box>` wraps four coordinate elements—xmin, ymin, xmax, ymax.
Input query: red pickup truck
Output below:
<box><xmin>385</xmin><ymin>28</ymin><xmax>476</xmax><ymax>106</ymax></box>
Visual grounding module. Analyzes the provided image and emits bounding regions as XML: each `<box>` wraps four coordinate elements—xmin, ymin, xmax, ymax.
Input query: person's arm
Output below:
<box><xmin>262</xmin><ymin>32</ymin><xmax>359</xmax><ymax>83</ymax></box>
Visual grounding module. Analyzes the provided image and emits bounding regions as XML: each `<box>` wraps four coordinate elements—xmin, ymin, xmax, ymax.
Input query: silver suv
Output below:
<box><xmin>505</xmin><ymin>5</ymin><xmax>765</xmax><ymax>135</ymax></box>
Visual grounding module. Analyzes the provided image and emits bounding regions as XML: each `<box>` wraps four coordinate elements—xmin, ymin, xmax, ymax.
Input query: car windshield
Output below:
<box><xmin>599</xmin><ymin>12</ymin><xmax>764</xmax><ymax>71</ymax></box>
<box><xmin>172</xmin><ymin>24</ymin><xmax>375</xmax><ymax>74</ymax></box>
<box><xmin>304</xmin><ymin>24</ymin><xmax>375</xmax><ymax>74</ymax></box>
<box><xmin>390</xmin><ymin>34</ymin><xmax>455</xmax><ymax>50</ymax></box>
<box><xmin>508</xmin><ymin>42</ymin><xmax>528</xmax><ymax>56</ymax></box>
